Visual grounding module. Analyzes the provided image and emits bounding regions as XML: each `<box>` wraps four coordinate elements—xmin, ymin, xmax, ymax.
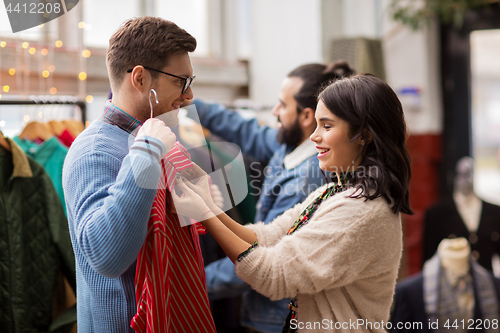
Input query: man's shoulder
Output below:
<box><xmin>67</xmin><ymin>120</ymin><xmax>130</xmax><ymax>162</ymax></box>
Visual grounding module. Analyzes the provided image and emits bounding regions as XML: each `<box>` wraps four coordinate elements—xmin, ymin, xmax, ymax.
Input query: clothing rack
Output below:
<box><xmin>0</xmin><ymin>99</ymin><xmax>87</xmax><ymax>124</ymax></box>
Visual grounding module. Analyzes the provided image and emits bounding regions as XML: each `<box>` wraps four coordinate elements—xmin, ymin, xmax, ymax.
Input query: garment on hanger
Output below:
<box><xmin>13</xmin><ymin>135</ymin><xmax>68</xmax><ymax>214</ymax></box>
<box><xmin>131</xmin><ymin>142</ymin><xmax>216</xmax><ymax>333</ymax></box>
<box><xmin>0</xmin><ymin>137</ymin><xmax>75</xmax><ymax>332</ymax></box>
<box><xmin>19</xmin><ymin>121</ymin><xmax>53</xmax><ymax>141</ymax></box>
<box><xmin>56</xmin><ymin>128</ymin><xmax>76</xmax><ymax>147</ymax></box>
<box><xmin>48</xmin><ymin>120</ymin><xmax>77</xmax><ymax>147</ymax></box>
<box><xmin>423</xmin><ymin>198</ymin><xmax>500</xmax><ymax>271</ymax></box>
<box><xmin>0</xmin><ymin>130</ymin><xmax>11</xmax><ymax>151</ymax></box>
<box><xmin>390</xmin><ymin>255</ymin><xmax>500</xmax><ymax>333</ymax></box>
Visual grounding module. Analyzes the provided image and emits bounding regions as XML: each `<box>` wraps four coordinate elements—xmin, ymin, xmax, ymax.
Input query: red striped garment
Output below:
<box><xmin>131</xmin><ymin>142</ymin><xmax>216</xmax><ymax>333</ymax></box>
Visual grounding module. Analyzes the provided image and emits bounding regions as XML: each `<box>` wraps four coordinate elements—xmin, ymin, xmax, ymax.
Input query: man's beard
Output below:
<box><xmin>276</xmin><ymin>117</ymin><xmax>303</xmax><ymax>148</ymax></box>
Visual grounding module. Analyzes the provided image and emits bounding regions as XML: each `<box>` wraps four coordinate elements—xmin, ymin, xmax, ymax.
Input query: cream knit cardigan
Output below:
<box><xmin>235</xmin><ymin>185</ymin><xmax>402</xmax><ymax>333</ymax></box>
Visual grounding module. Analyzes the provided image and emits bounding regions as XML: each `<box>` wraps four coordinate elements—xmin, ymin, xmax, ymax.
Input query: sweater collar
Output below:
<box><xmin>6</xmin><ymin>137</ymin><xmax>33</xmax><ymax>178</ymax></box>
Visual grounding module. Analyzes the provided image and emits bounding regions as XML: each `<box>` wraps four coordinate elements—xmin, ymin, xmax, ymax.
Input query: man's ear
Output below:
<box><xmin>129</xmin><ymin>66</ymin><xmax>150</xmax><ymax>93</ymax></box>
<box><xmin>300</xmin><ymin>107</ymin><xmax>316</xmax><ymax>128</ymax></box>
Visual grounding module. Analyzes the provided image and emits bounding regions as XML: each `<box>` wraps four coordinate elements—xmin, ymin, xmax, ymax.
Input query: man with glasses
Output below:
<box><xmin>188</xmin><ymin>61</ymin><xmax>355</xmax><ymax>332</ymax></box>
<box><xmin>63</xmin><ymin>17</ymin><xmax>196</xmax><ymax>332</ymax></box>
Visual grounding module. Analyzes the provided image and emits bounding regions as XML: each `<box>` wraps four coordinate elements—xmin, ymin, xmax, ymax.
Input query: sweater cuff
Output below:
<box><xmin>237</xmin><ymin>242</ymin><xmax>259</xmax><ymax>262</ymax></box>
<box><xmin>131</xmin><ymin>136</ymin><xmax>166</xmax><ymax>161</ymax></box>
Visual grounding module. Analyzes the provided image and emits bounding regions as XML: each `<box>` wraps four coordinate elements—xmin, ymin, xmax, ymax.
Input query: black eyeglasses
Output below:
<box><xmin>127</xmin><ymin>66</ymin><xmax>195</xmax><ymax>94</ymax></box>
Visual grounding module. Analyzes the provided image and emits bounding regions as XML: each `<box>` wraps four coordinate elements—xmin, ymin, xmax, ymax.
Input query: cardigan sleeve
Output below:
<box><xmin>244</xmin><ymin>185</ymin><xmax>327</xmax><ymax>246</ymax></box>
<box><xmin>235</xmin><ymin>193</ymin><xmax>401</xmax><ymax>301</ymax></box>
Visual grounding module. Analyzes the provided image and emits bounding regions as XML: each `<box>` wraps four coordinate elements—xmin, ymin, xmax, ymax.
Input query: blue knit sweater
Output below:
<box><xmin>62</xmin><ymin>119</ymin><xmax>166</xmax><ymax>332</ymax></box>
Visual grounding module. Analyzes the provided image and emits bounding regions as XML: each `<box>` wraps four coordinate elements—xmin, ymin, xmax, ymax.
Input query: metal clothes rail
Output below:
<box><xmin>0</xmin><ymin>99</ymin><xmax>87</xmax><ymax>124</ymax></box>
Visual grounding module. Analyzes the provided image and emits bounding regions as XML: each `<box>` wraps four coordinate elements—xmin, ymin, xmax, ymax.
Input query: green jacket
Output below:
<box><xmin>0</xmin><ymin>138</ymin><xmax>75</xmax><ymax>332</ymax></box>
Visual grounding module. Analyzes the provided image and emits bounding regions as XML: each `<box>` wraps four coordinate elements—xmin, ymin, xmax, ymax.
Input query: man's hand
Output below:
<box><xmin>136</xmin><ymin>118</ymin><xmax>176</xmax><ymax>154</ymax></box>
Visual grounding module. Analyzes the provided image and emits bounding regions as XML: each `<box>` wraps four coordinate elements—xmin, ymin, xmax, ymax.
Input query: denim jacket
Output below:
<box><xmin>189</xmin><ymin>100</ymin><xmax>327</xmax><ymax>332</ymax></box>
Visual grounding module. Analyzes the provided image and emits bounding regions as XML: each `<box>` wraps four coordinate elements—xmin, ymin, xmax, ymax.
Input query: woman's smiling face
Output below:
<box><xmin>310</xmin><ymin>100</ymin><xmax>363</xmax><ymax>173</ymax></box>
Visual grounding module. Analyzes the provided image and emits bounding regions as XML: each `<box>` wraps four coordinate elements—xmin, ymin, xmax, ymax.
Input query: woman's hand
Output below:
<box><xmin>210</xmin><ymin>183</ymin><xmax>224</xmax><ymax>209</ymax></box>
<box><xmin>170</xmin><ymin>180</ymin><xmax>215</xmax><ymax>222</ymax></box>
<box><xmin>178</xmin><ymin>164</ymin><xmax>223</xmax><ymax>214</ymax></box>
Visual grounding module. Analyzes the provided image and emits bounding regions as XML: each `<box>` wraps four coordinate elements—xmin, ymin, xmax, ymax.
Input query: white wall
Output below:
<box><xmin>382</xmin><ymin>20</ymin><xmax>442</xmax><ymax>134</ymax></box>
<box><xmin>381</xmin><ymin>0</ymin><xmax>442</xmax><ymax>135</ymax></box>
<box><xmin>249</xmin><ymin>0</ymin><xmax>323</xmax><ymax>105</ymax></box>
<box><xmin>319</xmin><ymin>0</ymin><xmax>443</xmax><ymax>135</ymax></box>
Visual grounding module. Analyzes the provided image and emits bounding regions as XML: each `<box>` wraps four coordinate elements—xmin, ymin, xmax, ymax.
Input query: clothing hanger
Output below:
<box><xmin>19</xmin><ymin>121</ymin><xmax>53</xmax><ymax>141</ymax></box>
<box><xmin>48</xmin><ymin>120</ymin><xmax>65</xmax><ymax>137</ymax></box>
<box><xmin>0</xmin><ymin>130</ymin><xmax>11</xmax><ymax>152</ymax></box>
<box><xmin>61</xmin><ymin>120</ymin><xmax>83</xmax><ymax>137</ymax></box>
<box><xmin>150</xmin><ymin>89</ymin><xmax>159</xmax><ymax>119</ymax></box>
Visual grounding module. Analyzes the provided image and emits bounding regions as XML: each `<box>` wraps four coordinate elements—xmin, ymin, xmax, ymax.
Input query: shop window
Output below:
<box><xmin>471</xmin><ymin>29</ymin><xmax>500</xmax><ymax>205</ymax></box>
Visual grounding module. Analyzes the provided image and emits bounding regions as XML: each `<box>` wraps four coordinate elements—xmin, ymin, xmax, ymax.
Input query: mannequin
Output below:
<box><xmin>390</xmin><ymin>238</ymin><xmax>500</xmax><ymax>333</ymax></box>
<box><xmin>423</xmin><ymin>156</ymin><xmax>500</xmax><ymax>271</ymax></box>
<box><xmin>452</xmin><ymin>157</ymin><xmax>481</xmax><ymax>233</ymax></box>
<box><xmin>438</xmin><ymin>237</ymin><xmax>470</xmax><ymax>283</ymax></box>
<box><xmin>438</xmin><ymin>238</ymin><xmax>474</xmax><ymax>326</ymax></box>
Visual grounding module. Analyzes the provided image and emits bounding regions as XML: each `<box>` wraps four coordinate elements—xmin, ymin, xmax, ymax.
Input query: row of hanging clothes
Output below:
<box><xmin>0</xmin><ymin>99</ymin><xmax>85</xmax><ymax>333</ymax></box>
<box><xmin>15</xmin><ymin>118</ymin><xmax>84</xmax><ymax>216</ymax></box>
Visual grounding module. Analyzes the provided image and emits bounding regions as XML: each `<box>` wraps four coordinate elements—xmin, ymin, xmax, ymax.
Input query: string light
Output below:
<box><xmin>22</xmin><ymin>42</ymin><xmax>29</xmax><ymax>49</ymax></box>
<box><xmin>42</xmin><ymin>70</ymin><xmax>50</xmax><ymax>78</ymax></box>
<box><xmin>3</xmin><ymin>86</ymin><xmax>9</xmax><ymax>92</ymax></box>
<box><xmin>55</xmin><ymin>40</ymin><xmax>63</xmax><ymax>48</ymax></box>
<box><xmin>0</xmin><ymin>94</ymin><xmax>2</xmax><ymax>100</ymax></box>
<box><xmin>29</xmin><ymin>47</ymin><xmax>36</xmax><ymax>55</ymax></box>
<box><xmin>41</xmin><ymin>48</ymin><xmax>48</xmax><ymax>56</ymax></box>
<box><xmin>86</xmin><ymin>95</ymin><xmax>93</xmax><ymax>103</ymax></box>
<box><xmin>0</xmin><ymin>120</ymin><xmax>5</xmax><ymax>127</ymax></box>
<box><xmin>48</xmin><ymin>65</ymin><xmax>55</xmax><ymax>72</ymax></box>
<box><xmin>9</xmin><ymin>68</ymin><xmax>15</xmax><ymax>75</ymax></box>
<box><xmin>50</xmin><ymin>87</ymin><xmax>57</xmax><ymax>94</ymax></box>
<box><xmin>24</xmin><ymin>115</ymin><xmax>30</xmax><ymax>122</ymax></box>
<box><xmin>39</xmin><ymin>112</ymin><xmax>43</xmax><ymax>118</ymax></box>
<box><xmin>78</xmin><ymin>22</ymin><xmax>85</xmax><ymax>29</ymax></box>
<box><xmin>0</xmin><ymin>41</ymin><xmax>6</xmax><ymax>48</ymax></box>
<box><xmin>78</xmin><ymin>72</ymin><xmax>87</xmax><ymax>81</ymax></box>
<box><xmin>82</xmin><ymin>50</ymin><xmax>91</xmax><ymax>58</ymax></box>
<box><xmin>39</xmin><ymin>24</ymin><xmax>44</xmax><ymax>29</ymax></box>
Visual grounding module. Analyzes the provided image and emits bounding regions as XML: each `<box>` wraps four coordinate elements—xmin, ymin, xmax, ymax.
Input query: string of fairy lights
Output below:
<box><xmin>0</xmin><ymin>21</ymin><xmax>94</xmax><ymax>104</ymax></box>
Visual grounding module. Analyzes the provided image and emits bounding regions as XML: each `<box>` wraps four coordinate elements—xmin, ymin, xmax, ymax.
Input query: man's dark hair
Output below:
<box><xmin>287</xmin><ymin>60</ymin><xmax>355</xmax><ymax>113</ymax></box>
<box><xmin>318</xmin><ymin>74</ymin><xmax>413</xmax><ymax>215</ymax></box>
<box><xmin>106</xmin><ymin>16</ymin><xmax>197</xmax><ymax>92</ymax></box>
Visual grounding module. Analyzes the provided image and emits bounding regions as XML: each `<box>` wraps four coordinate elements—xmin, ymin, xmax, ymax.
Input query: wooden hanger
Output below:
<box><xmin>19</xmin><ymin>121</ymin><xmax>53</xmax><ymax>141</ymax></box>
<box><xmin>0</xmin><ymin>130</ymin><xmax>11</xmax><ymax>152</ymax></box>
<box><xmin>48</xmin><ymin>120</ymin><xmax>65</xmax><ymax>137</ymax></box>
<box><xmin>61</xmin><ymin>120</ymin><xmax>84</xmax><ymax>138</ymax></box>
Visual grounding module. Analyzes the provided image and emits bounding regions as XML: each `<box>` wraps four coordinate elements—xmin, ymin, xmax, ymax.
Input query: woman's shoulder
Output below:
<box><xmin>318</xmin><ymin>187</ymin><xmax>399</xmax><ymax>221</ymax></box>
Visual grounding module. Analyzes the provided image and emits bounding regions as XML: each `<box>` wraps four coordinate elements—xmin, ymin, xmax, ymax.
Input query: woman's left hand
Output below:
<box><xmin>170</xmin><ymin>180</ymin><xmax>215</xmax><ymax>222</ymax></box>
